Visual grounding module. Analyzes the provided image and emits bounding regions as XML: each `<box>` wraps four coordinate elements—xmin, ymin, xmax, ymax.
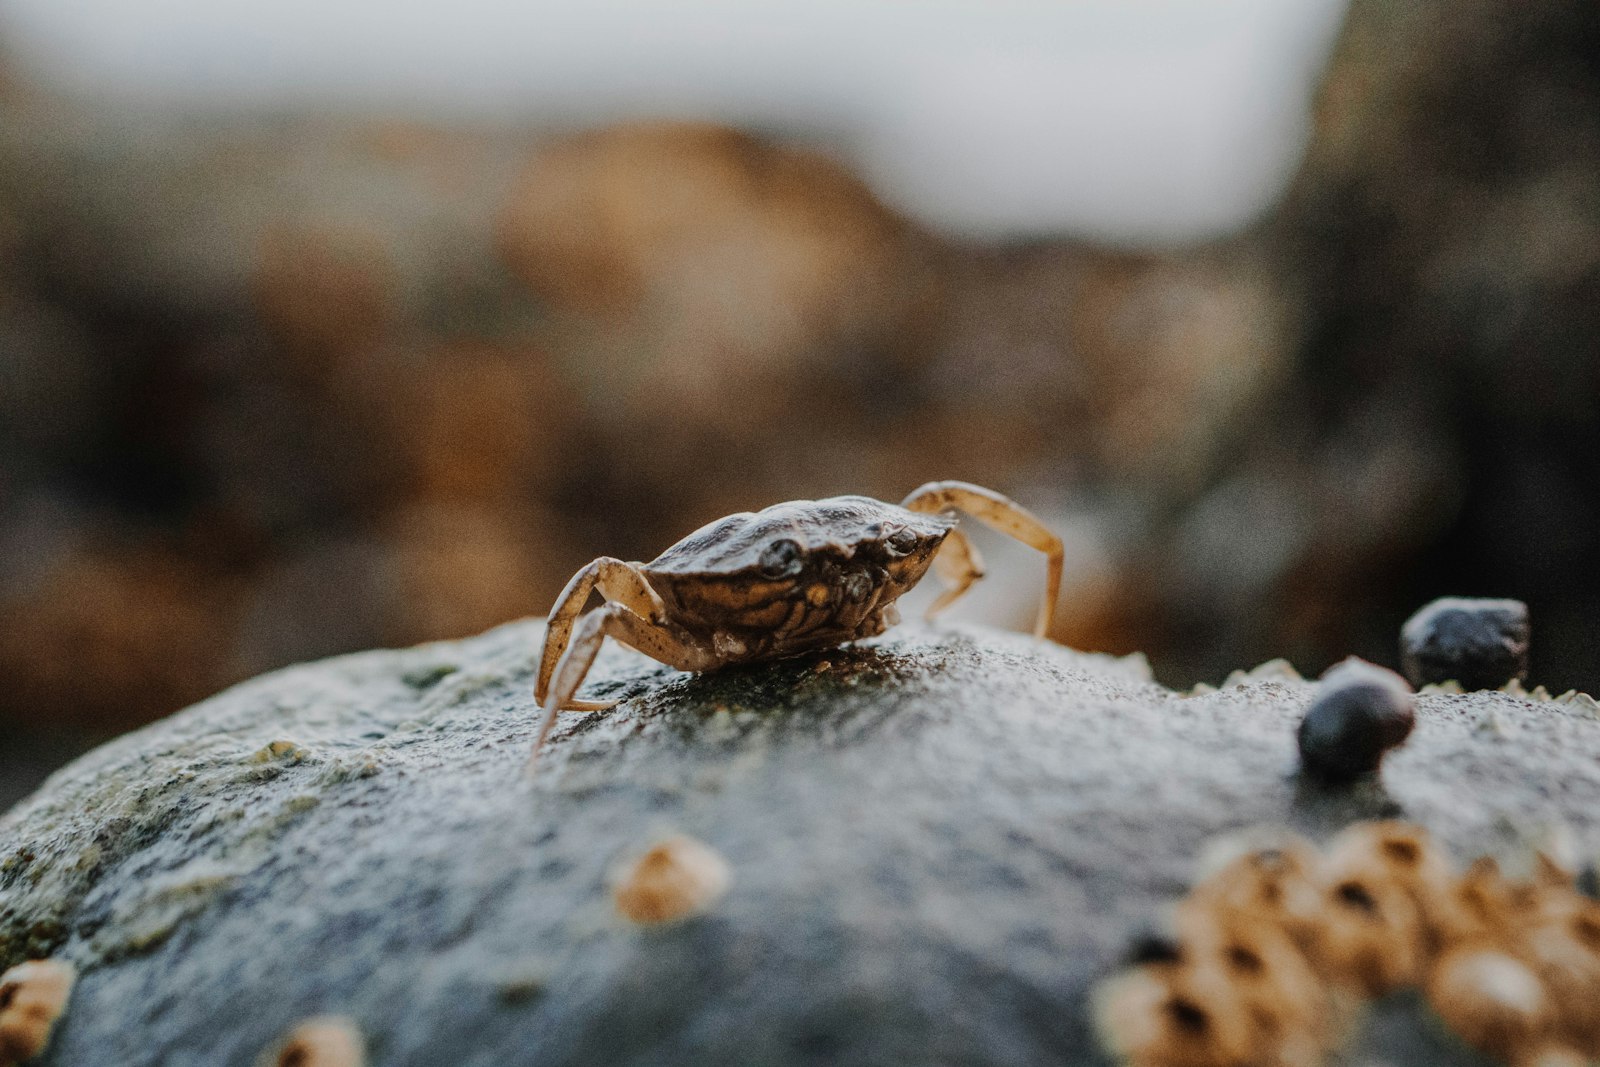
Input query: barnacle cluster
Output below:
<box><xmin>1095</xmin><ymin>821</ymin><xmax>1600</xmax><ymax>1066</ymax></box>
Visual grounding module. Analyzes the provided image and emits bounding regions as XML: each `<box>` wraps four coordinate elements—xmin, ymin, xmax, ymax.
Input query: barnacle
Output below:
<box><xmin>1323</xmin><ymin>821</ymin><xmax>1459</xmax><ymax>956</ymax></box>
<box><xmin>1427</xmin><ymin>946</ymin><xmax>1553</xmax><ymax>1062</ymax></box>
<box><xmin>0</xmin><ymin>959</ymin><xmax>75</xmax><ymax>1066</ymax></box>
<box><xmin>1176</xmin><ymin>899</ymin><xmax>1336</xmax><ymax>1063</ymax></box>
<box><xmin>259</xmin><ymin>1015</ymin><xmax>365</xmax><ymax>1067</ymax></box>
<box><xmin>1098</xmin><ymin>822</ymin><xmax>1600</xmax><ymax>1067</ymax></box>
<box><xmin>1513</xmin><ymin>888</ymin><xmax>1600</xmax><ymax>1056</ymax></box>
<box><xmin>1193</xmin><ymin>838</ymin><xmax>1325</xmax><ymax>950</ymax></box>
<box><xmin>612</xmin><ymin>834</ymin><xmax>731</xmax><ymax>925</ymax></box>
<box><xmin>1096</xmin><ymin>846</ymin><xmax>1344</xmax><ymax>1067</ymax></box>
<box><xmin>1312</xmin><ymin>866</ymin><xmax>1427</xmax><ymax>996</ymax></box>
<box><xmin>1092</xmin><ymin>957</ymin><xmax>1262</xmax><ymax>1067</ymax></box>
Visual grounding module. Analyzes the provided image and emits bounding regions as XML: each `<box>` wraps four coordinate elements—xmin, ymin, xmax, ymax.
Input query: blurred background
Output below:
<box><xmin>2</xmin><ymin>0</ymin><xmax>1598</xmax><ymax>807</ymax></box>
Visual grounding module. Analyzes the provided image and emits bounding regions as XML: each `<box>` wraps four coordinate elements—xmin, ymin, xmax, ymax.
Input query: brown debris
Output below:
<box><xmin>0</xmin><ymin>958</ymin><xmax>75</xmax><ymax>1066</ymax></box>
<box><xmin>259</xmin><ymin>1015</ymin><xmax>365</xmax><ymax>1067</ymax></box>
<box><xmin>612</xmin><ymin>834</ymin><xmax>731</xmax><ymax>925</ymax></box>
<box><xmin>498</xmin><ymin>121</ymin><xmax>909</xmax><ymax>317</ymax></box>
<box><xmin>1098</xmin><ymin>822</ymin><xmax>1600</xmax><ymax>1066</ymax></box>
<box><xmin>394</xmin><ymin>343</ymin><xmax>560</xmax><ymax>504</ymax></box>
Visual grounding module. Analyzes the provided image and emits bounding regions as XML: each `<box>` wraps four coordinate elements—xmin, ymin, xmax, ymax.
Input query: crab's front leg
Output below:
<box><xmin>529</xmin><ymin>602</ymin><xmax>722</xmax><ymax>771</ymax></box>
<box><xmin>901</xmin><ymin>480</ymin><xmax>1064</xmax><ymax>638</ymax></box>
<box><xmin>537</xmin><ymin>557</ymin><xmax>667</xmax><ymax>710</ymax></box>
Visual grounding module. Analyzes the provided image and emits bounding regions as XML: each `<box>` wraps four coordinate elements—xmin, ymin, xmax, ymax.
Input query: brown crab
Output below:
<box><xmin>530</xmin><ymin>481</ymin><xmax>1063</xmax><ymax>766</ymax></box>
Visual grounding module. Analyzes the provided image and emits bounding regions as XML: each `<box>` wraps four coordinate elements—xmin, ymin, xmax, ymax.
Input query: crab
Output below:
<box><xmin>530</xmin><ymin>480</ymin><xmax>1064</xmax><ymax>765</ymax></box>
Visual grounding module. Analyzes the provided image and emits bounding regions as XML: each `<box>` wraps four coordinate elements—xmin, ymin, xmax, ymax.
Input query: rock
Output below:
<box><xmin>1296</xmin><ymin>658</ymin><xmax>1415</xmax><ymax>784</ymax></box>
<box><xmin>1400</xmin><ymin>597</ymin><xmax>1531</xmax><ymax>692</ymax></box>
<box><xmin>4</xmin><ymin>620</ymin><xmax>1600</xmax><ymax>1065</ymax></box>
<box><xmin>1257</xmin><ymin>0</ymin><xmax>1600</xmax><ymax>696</ymax></box>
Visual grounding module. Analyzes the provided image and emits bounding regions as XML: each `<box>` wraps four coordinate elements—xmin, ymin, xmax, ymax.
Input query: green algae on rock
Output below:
<box><xmin>2</xmin><ymin>620</ymin><xmax>1600</xmax><ymax>1066</ymax></box>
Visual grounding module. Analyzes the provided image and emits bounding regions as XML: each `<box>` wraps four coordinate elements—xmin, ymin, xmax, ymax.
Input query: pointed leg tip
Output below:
<box><xmin>1032</xmin><ymin>608</ymin><xmax>1053</xmax><ymax>640</ymax></box>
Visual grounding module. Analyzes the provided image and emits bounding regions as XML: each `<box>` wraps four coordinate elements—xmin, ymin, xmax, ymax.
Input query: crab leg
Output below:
<box><xmin>925</xmin><ymin>527</ymin><xmax>986</xmax><ymax>620</ymax></box>
<box><xmin>536</xmin><ymin>557</ymin><xmax>667</xmax><ymax>710</ymax></box>
<box><xmin>901</xmin><ymin>480</ymin><xmax>1063</xmax><ymax>638</ymax></box>
<box><xmin>529</xmin><ymin>602</ymin><xmax>719</xmax><ymax>770</ymax></box>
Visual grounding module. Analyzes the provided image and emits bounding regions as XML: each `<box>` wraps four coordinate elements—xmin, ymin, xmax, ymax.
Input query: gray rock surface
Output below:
<box><xmin>3</xmin><ymin>620</ymin><xmax>1599</xmax><ymax>1066</ymax></box>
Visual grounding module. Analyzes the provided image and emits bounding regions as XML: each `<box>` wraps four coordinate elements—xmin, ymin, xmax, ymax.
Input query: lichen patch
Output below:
<box><xmin>95</xmin><ymin>863</ymin><xmax>240</xmax><ymax>957</ymax></box>
<box><xmin>250</xmin><ymin>740</ymin><xmax>310</xmax><ymax>764</ymax></box>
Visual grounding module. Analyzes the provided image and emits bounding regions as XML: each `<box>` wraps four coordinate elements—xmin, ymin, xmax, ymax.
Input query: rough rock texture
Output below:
<box><xmin>3</xmin><ymin>621</ymin><xmax>1599</xmax><ymax>1066</ymax></box>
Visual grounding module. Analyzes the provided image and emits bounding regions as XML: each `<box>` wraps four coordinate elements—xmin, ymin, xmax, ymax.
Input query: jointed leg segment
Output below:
<box><xmin>530</xmin><ymin>598</ymin><xmax>719</xmax><ymax>770</ymax></box>
<box><xmin>901</xmin><ymin>480</ymin><xmax>1064</xmax><ymax>637</ymax></box>
<box><xmin>925</xmin><ymin>527</ymin><xmax>985</xmax><ymax>620</ymax></box>
<box><xmin>536</xmin><ymin>557</ymin><xmax>666</xmax><ymax>709</ymax></box>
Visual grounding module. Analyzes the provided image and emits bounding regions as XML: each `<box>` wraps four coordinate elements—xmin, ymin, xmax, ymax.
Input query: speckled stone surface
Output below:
<box><xmin>2</xmin><ymin>621</ymin><xmax>1598</xmax><ymax>1066</ymax></box>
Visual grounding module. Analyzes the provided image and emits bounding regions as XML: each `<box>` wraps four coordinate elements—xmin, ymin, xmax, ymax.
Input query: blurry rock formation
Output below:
<box><xmin>2</xmin><ymin>0</ymin><xmax>1598</xmax><ymax>803</ymax></box>
<box><xmin>1138</xmin><ymin>0</ymin><xmax>1600</xmax><ymax>684</ymax></box>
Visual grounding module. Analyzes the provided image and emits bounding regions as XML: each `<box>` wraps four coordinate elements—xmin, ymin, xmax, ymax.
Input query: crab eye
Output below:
<box><xmin>759</xmin><ymin>538</ymin><xmax>804</xmax><ymax>578</ymax></box>
<box><xmin>885</xmin><ymin>526</ymin><xmax>918</xmax><ymax>556</ymax></box>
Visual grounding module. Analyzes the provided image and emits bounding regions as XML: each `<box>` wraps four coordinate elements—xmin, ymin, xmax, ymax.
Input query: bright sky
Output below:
<box><xmin>0</xmin><ymin>0</ymin><xmax>1349</xmax><ymax>242</ymax></box>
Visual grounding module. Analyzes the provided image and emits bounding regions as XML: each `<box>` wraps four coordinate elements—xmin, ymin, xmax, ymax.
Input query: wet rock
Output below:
<box><xmin>3</xmin><ymin>620</ymin><xmax>1600</xmax><ymax>1065</ymax></box>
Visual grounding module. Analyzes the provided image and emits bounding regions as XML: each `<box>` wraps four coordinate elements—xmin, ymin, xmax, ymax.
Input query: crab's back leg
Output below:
<box><xmin>529</xmin><ymin>602</ymin><xmax>721</xmax><ymax>770</ymax></box>
<box><xmin>925</xmin><ymin>527</ymin><xmax>986</xmax><ymax>621</ymax></box>
<box><xmin>537</xmin><ymin>557</ymin><xmax>666</xmax><ymax>709</ymax></box>
<box><xmin>901</xmin><ymin>480</ymin><xmax>1063</xmax><ymax>638</ymax></box>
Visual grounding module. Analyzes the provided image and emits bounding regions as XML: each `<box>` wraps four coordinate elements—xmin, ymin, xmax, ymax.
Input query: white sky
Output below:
<box><xmin>0</xmin><ymin>0</ymin><xmax>1349</xmax><ymax>242</ymax></box>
